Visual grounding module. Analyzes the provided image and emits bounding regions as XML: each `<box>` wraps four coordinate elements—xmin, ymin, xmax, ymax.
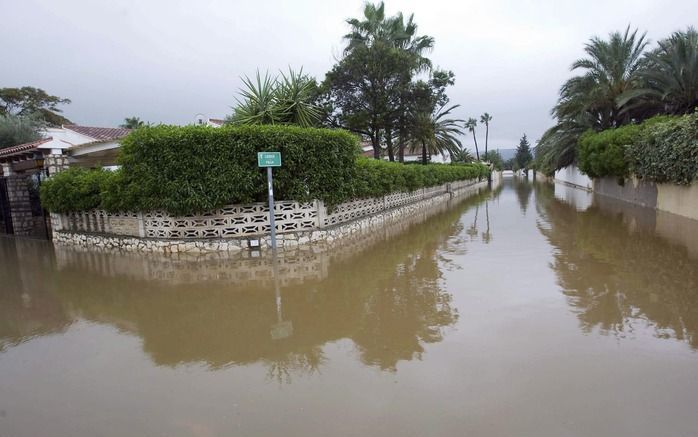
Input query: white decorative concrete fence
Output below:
<box><xmin>51</xmin><ymin>178</ymin><xmax>489</xmax><ymax>253</ymax></box>
<box><xmin>52</xmin><ymin>180</ymin><xmax>479</xmax><ymax>239</ymax></box>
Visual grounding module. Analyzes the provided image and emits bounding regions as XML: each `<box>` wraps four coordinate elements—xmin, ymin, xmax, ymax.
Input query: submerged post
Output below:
<box><xmin>257</xmin><ymin>151</ymin><xmax>282</xmax><ymax>251</ymax></box>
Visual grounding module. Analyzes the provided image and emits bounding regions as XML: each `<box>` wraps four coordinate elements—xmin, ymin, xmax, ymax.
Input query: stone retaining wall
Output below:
<box><xmin>52</xmin><ymin>178</ymin><xmax>489</xmax><ymax>253</ymax></box>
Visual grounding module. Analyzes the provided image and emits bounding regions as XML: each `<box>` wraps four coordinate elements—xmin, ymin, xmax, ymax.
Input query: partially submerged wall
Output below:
<box><xmin>554</xmin><ymin>165</ymin><xmax>698</xmax><ymax>221</ymax></box>
<box><xmin>52</xmin><ymin>178</ymin><xmax>493</xmax><ymax>253</ymax></box>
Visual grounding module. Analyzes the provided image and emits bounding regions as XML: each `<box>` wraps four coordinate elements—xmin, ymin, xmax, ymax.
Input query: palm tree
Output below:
<box><xmin>451</xmin><ymin>147</ymin><xmax>474</xmax><ymax>163</ymax></box>
<box><xmin>555</xmin><ymin>26</ymin><xmax>648</xmax><ymax>129</ymax></box>
<box><xmin>537</xmin><ymin>26</ymin><xmax>650</xmax><ymax>174</ymax></box>
<box><xmin>465</xmin><ymin>118</ymin><xmax>480</xmax><ymax>160</ymax></box>
<box><xmin>120</xmin><ymin>116</ymin><xmax>145</xmax><ymax>129</ymax></box>
<box><xmin>344</xmin><ymin>2</ymin><xmax>435</xmax><ymax>162</ymax></box>
<box><xmin>620</xmin><ymin>27</ymin><xmax>698</xmax><ymax>115</ymax></box>
<box><xmin>411</xmin><ymin>104</ymin><xmax>464</xmax><ymax>164</ymax></box>
<box><xmin>480</xmin><ymin>112</ymin><xmax>492</xmax><ymax>158</ymax></box>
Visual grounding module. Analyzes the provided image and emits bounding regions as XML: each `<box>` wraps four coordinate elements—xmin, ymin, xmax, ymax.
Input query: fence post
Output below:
<box><xmin>315</xmin><ymin>200</ymin><xmax>326</xmax><ymax>229</ymax></box>
<box><xmin>137</xmin><ymin>212</ymin><xmax>146</xmax><ymax>238</ymax></box>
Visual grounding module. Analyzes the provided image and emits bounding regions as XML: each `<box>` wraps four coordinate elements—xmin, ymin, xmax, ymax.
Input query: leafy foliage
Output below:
<box><xmin>0</xmin><ymin>86</ymin><xmax>71</xmax><ymax>126</ymax></box>
<box><xmin>40</xmin><ymin>167</ymin><xmax>114</xmax><ymax>213</ymax></box>
<box><xmin>353</xmin><ymin>158</ymin><xmax>489</xmax><ymax>198</ymax></box>
<box><xmin>230</xmin><ymin>69</ymin><xmax>320</xmax><ymax>127</ymax></box>
<box><xmin>40</xmin><ymin>125</ymin><xmax>489</xmax><ymax>214</ymax></box>
<box><xmin>514</xmin><ymin>134</ymin><xmax>533</xmax><ymax>169</ymax></box>
<box><xmin>482</xmin><ymin>150</ymin><xmax>503</xmax><ymax>170</ymax></box>
<box><xmin>628</xmin><ymin>112</ymin><xmax>698</xmax><ymax>184</ymax></box>
<box><xmin>577</xmin><ymin>125</ymin><xmax>639</xmax><ymax>178</ymax></box>
<box><xmin>0</xmin><ymin>114</ymin><xmax>44</xmax><ymax>149</ymax></box>
<box><xmin>120</xmin><ymin>117</ymin><xmax>146</xmax><ymax>129</ymax></box>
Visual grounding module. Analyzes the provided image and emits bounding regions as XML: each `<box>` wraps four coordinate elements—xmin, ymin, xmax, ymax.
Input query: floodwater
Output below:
<box><xmin>1</xmin><ymin>179</ymin><xmax>698</xmax><ymax>437</ymax></box>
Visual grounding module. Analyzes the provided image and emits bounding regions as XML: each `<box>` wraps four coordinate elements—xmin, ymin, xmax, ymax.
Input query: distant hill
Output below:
<box><xmin>493</xmin><ymin>148</ymin><xmax>516</xmax><ymax>161</ymax></box>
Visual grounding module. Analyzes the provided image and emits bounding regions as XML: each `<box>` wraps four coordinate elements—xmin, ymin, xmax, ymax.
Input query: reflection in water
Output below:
<box><xmin>0</xmin><ymin>190</ymin><xmax>494</xmax><ymax>379</ymax></box>
<box><xmin>536</xmin><ymin>182</ymin><xmax>698</xmax><ymax>349</ymax></box>
<box><xmin>2</xmin><ymin>179</ymin><xmax>698</xmax><ymax>436</ymax></box>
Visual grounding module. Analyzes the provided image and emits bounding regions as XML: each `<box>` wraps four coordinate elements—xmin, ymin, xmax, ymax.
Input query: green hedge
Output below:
<box><xmin>39</xmin><ymin>167</ymin><xmax>115</xmax><ymax>213</ymax></box>
<box><xmin>628</xmin><ymin>112</ymin><xmax>698</xmax><ymax>185</ymax></box>
<box><xmin>114</xmin><ymin>125</ymin><xmax>359</xmax><ymax>214</ymax></box>
<box><xmin>577</xmin><ymin>125</ymin><xmax>640</xmax><ymax>178</ymax></box>
<box><xmin>40</xmin><ymin>125</ymin><xmax>489</xmax><ymax>214</ymax></box>
<box><xmin>353</xmin><ymin>158</ymin><xmax>488</xmax><ymax>198</ymax></box>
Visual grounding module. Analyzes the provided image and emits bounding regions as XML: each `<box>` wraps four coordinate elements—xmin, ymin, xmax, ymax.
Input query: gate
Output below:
<box><xmin>0</xmin><ymin>178</ymin><xmax>13</xmax><ymax>234</ymax></box>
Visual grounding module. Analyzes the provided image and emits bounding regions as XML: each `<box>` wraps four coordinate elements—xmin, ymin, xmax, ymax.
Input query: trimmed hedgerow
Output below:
<box><xmin>115</xmin><ymin>124</ymin><xmax>360</xmax><ymax>214</ymax></box>
<box><xmin>39</xmin><ymin>167</ymin><xmax>115</xmax><ymax>213</ymax></box>
<box><xmin>352</xmin><ymin>158</ymin><xmax>488</xmax><ymax>198</ymax></box>
<box><xmin>40</xmin><ymin>125</ymin><xmax>489</xmax><ymax>214</ymax></box>
<box><xmin>577</xmin><ymin>125</ymin><xmax>639</xmax><ymax>179</ymax></box>
<box><xmin>628</xmin><ymin>112</ymin><xmax>698</xmax><ymax>185</ymax></box>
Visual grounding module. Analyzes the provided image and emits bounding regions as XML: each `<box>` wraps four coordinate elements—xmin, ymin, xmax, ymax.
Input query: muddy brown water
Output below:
<box><xmin>1</xmin><ymin>179</ymin><xmax>697</xmax><ymax>437</ymax></box>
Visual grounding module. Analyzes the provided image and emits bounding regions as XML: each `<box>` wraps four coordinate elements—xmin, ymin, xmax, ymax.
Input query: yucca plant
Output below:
<box><xmin>230</xmin><ymin>68</ymin><xmax>320</xmax><ymax>127</ymax></box>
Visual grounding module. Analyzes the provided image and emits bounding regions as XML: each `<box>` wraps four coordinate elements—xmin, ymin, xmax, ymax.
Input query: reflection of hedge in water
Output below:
<box><xmin>0</xmin><ymin>239</ymin><xmax>71</xmax><ymax>351</ymax></box>
<box><xmin>537</xmin><ymin>187</ymin><xmax>698</xmax><ymax>349</ymax></box>
<box><xmin>45</xmin><ymin>190</ymin><xmax>495</xmax><ymax>376</ymax></box>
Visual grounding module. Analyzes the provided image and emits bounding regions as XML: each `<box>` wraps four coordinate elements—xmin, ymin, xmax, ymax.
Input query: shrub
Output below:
<box><xmin>40</xmin><ymin>125</ymin><xmax>490</xmax><ymax>214</ymax></box>
<box><xmin>577</xmin><ymin>125</ymin><xmax>640</xmax><ymax>178</ymax></box>
<box><xmin>352</xmin><ymin>158</ymin><xmax>488</xmax><ymax>199</ymax></box>
<box><xmin>116</xmin><ymin>125</ymin><xmax>359</xmax><ymax>214</ymax></box>
<box><xmin>577</xmin><ymin>115</ymin><xmax>679</xmax><ymax>179</ymax></box>
<box><xmin>39</xmin><ymin>167</ymin><xmax>115</xmax><ymax>213</ymax></box>
<box><xmin>628</xmin><ymin>112</ymin><xmax>698</xmax><ymax>185</ymax></box>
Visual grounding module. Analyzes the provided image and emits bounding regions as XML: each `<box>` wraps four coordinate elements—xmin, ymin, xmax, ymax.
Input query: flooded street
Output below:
<box><xmin>1</xmin><ymin>179</ymin><xmax>697</xmax><ymax>437</ymax></box>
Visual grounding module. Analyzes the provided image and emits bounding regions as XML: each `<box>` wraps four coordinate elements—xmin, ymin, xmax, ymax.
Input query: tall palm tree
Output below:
<box><xmin>538</xmin><ymin>26</ymin><xmax>650</xmax><ymax>174</ymax></box>
<box><xmin>411</xmin><ymin>104</ymin><xmax>464</xmax><ymax>164</ymax></box>
<box><xmin>343</xmin><ymin>2</ymin><xmax>435</xmax><ymax>162</ymax></box>
<box><xmin>480</xmin><ymin>112</ymin><xmax>492</xmax><ymax>158</ymax></box>
<box><xmin>620</xmin><ymin>27</ymin><xmax>698</xmax><ymax>116</ymax></box>
<box><xmin>555</xmin><ymin>26</ymin><xmax>648</xmax><ymax>129</ymax></box>
<box><xmin>465</xmin><ymin>118</ymin><xmax>480</xmax><ymax>160</ymax></box>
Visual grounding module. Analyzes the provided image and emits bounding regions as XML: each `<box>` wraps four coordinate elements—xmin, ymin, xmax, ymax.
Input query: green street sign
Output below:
<box><xmin>257</xmin><ymin>152</ymin><xmax>281</xmax><ymax>167</ymax></box>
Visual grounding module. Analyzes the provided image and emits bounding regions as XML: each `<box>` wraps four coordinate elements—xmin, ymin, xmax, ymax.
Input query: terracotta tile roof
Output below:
<box><xmin>208</xmin><ymin>118</ymin><xmax>225</xmax><ymax>125</ymax></box>
<box><xmin>0</xmin><ymin>137</ymin><xmax>52</xmax><ymax>158</ymax></box>
<box><xmin>64</xmin><ymin>125</ymin><xmax>131</xmax><ymax>141</ymax></box>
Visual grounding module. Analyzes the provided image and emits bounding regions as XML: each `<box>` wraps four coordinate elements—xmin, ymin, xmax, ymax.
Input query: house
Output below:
<box><xmin>0</xmin><ymin>125</ymin><xmax>131</xmax><ymax>236</ymax></box>
<box><xmin>194</xmin><ymin>114</ymin><xmax>226</xmax><ymax>127</ymax></box>
<box><xmin>361</xmin><ymin>141</ymin><xmax>450</xmax><ymax>163</ymax></box>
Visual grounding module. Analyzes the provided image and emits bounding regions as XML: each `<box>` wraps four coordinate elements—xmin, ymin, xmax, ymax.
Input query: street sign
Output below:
<box><xmin>257</xmin><ymin>152</ymin><xmax>281</xmax><ymax>250</ymax></box>
<box><xmin>257</xmin><ymin>152</ymin><xmax>281</xmax><ymax>167</ymax></box>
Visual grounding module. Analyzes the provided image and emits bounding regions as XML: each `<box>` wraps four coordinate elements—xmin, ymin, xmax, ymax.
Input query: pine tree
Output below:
<box><xmin>515</xmin><ymin>134</ymin><xmax>533</xmax><ymax>169</ymax></box>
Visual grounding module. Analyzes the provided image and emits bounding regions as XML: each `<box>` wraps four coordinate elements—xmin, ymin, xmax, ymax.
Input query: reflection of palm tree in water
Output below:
<box><xmin>466</xmin><ymin>204</ymin><xmax>479</xmax><ymax>240</ymax></box>
<box><xmin>481</xmin><ymin>201</ymin><xmax>492</xmax><ymax>244</ymax></box>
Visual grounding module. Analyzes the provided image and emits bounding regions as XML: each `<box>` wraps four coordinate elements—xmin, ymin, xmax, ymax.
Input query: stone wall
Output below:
<box><xmin>52</xmin><ymin>178</ymin><xmax>489</xmax><ymax>253</ymax></box>
<box><xmin>4</xmin><ymin>175</ymin><xmax>34</xmax><ymax>236</ymax></box>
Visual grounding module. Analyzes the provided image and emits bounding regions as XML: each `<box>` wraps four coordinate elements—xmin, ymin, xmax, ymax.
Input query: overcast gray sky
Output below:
<box><xmin>2</xmin><ymin>0</ymin><xmax>695</xmax><ymax>151</ymax></box>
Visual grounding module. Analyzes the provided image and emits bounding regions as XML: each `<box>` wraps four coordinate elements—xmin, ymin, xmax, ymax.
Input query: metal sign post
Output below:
<box><xmin>257</xmin><ymin>152</ymin><xmax>282</xmax><ymax>250</ymax></box>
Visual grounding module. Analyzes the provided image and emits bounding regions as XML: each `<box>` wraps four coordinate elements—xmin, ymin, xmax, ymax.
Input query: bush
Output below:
<box><xmin>116</xmin><ymin>125</ymin><xmax>359</xmax><ymax>214</ymax></box>
<box><xmin>577</xmin><ymin>125</ymin><xmax>640</xmax><ymax>178</ymax></box>
<box><xmin>40</xmin><ymin>125</ymin><xmax>490</xmax><ymax>214</ymax></box>
<box><xmin>40</xmin><ymin>167</ymin><xmax>115</xmax><ymax>213</ymax></box>
<box><xmin>352</xmin><ymin>158</ymin><xmax>488</xmax><ymax>198</ymax></box>
<box><xmin>577</xmin><ymin>115</ymin><xmax>679</xmax><ymax>180</ymax></box>
<box><xmin>628</xmin><ymin>112</ymin><xmax>698</xmax><ymax>185</ymax></box>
